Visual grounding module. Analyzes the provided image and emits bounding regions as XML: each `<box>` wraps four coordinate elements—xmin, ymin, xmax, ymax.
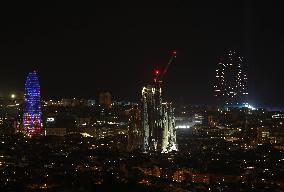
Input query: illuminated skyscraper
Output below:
<box><xmin>214</xmin><ymin>50</ymin><xmax>248</xmax><ymax>107</ymax></box>
<box><xmin>23</xmin><ymin>71</ymin><xmax>42</xmax><ymax>137</ymax></box>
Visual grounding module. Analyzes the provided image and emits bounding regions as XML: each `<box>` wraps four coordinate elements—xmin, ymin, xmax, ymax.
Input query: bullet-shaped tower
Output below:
<box><xmin>23</xmin><ymin>71</ymin><xmax>42</xmax><ymax>137</ymax></box>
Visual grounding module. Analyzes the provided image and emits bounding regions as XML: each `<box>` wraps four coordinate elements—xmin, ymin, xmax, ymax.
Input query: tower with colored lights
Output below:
<box><xmin>214</xmin><ymin>50</ymin><xmax>248</xmax><ymax>107</ymax></box>
<box><xmin>23</xmin><ymin>71</ymin><xmax>42</xmax><ymax>137</ymax></box>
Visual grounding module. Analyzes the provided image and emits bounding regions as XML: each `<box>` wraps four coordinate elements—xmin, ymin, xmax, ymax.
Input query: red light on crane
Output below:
<box><xmin>154</xmin><ymin>70</ymin><xmax>160</xmax><ymax>75</ymax></box>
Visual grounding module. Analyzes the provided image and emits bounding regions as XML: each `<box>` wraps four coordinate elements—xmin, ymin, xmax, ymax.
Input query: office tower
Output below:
<box><xmin>141</xmin><ymin>84</ymin><xmax>177</xmax><ymax>152</ymax></box>
<box><xmin>214</xmin><ymin>50</ymin><xmax>248</xmax><ymax>107</ymax></box>
<box><xmin>23</xmin><ymin>71</ymin><xmax>42</xmax><ymax>137</ymax></box>
<box><xmin>99</xmin><ymin>92</ymin><xmax>112</xmax><ymax>108</ymax></box>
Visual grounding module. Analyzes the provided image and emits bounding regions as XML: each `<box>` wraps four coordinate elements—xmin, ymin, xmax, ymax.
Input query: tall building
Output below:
<box><xmin>141</xmin><ymin>83</ymin><xmax>177</xmax><ymax>152</ymax></box>
<box><xmin>99</xmin><ymin>92</ymin><xmax>112</xmax><ymax>108</ymax></box>
<box><xmin>23</xmin><ymin>71</ymin><xmax>42</xmax><ymax>137</ymax></box>
<box><xmin>214</xmin><ymin>50</ymin><xmax>248</xmax><ymax>107</ymax></box>
<box><xmin>127</xmin><ymin>105</ymin><xmax>143</xmax><ymax>151</ymax></box>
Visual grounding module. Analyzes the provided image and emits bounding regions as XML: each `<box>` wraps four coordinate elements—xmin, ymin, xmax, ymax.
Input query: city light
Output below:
<box><xmin>154</xmin><ymin>69</ymin><xmax>160</xmax><ymax>75</ymax></box>
<box><xmin>175</xmin><ymin>125</ymin><xmax>190</xmax><ymax>129</ymax></box>
<box><xmin>244</xmin><ymin>104</ymin><xmax>256</xmax><ymax>110</ymax></box>
<box><xmin>214</xmin><ymin>50</ymin><xmax>248</xmax><ymax>107</ymax></box>
<box><xmin>10</xmin><ymin>94</ymin><xmax>16</xmax><ymax>99</ymax></box>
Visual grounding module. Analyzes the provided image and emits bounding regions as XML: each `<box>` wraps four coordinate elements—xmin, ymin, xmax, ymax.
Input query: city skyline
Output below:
<box><xmin>0</xmin><ymin>2</ymin><xmax>284</xmax><ymax>190</ymax></box>
<box><xmin>0</xmin><ymin>1</ymin><xmax>284</xmax><ymax>108</ymax></box>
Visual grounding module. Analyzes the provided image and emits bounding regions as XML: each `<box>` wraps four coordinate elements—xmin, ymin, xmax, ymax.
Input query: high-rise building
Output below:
<box><xmin>99</xmin><ymin>92</ymin><xmax>112</xmax><ymax>108</ymax></box>
<box><xmin>23</xmin><ymin>71</ymin><xmax>42</xmax><ymax>137</ymax></box>
<box><xmin>214</xmin><ymin>50</ymin><xmax>248</xmax><ymax>107</ymax></box>
<box><xmin>127</xmin><ymin>105</ymin><xmax>143</xmax><ymax>151</ymax></box>
<box><xmin>141</xmin><ymin>83</ymin><xmax>177</xmax><ymax>152</ymax></box>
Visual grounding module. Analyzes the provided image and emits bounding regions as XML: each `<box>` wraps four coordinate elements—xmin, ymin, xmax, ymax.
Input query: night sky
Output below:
<box><xmin>0</xmin><ymin>1</ymin><xmax>283</xmax><ymax>107</ymax></box>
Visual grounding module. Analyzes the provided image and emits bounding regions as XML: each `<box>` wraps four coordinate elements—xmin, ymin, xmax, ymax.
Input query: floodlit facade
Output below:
<box><xmin>141</xmin><ymin>84</ymin><xmax>177</xmax><ymax>152</ymax></box>
<box><xmin>23</xmin><ymin>71</ymin><xmax>42</xmax><ymax>137</ymax></box>
<box><xmin>214</xmin><ymin>50</ymin><xmax>248</xmax><ymax>107</ymax></box>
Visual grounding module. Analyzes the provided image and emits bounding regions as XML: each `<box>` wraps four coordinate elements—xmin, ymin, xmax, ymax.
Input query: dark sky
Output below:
<box><xmin>0</xmin><ymin>1</ymin><xmax>283</xmax><ymax>107</ymax></box>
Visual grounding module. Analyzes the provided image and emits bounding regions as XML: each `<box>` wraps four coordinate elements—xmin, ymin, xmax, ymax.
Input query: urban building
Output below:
<box><xmin>23</xmin><ymin>71</ymin><xmax>42</xmax><ymax>137</ymax></box>
<box><xmin>99</xmin><ymin>92</ymin><xmax>112</xmax><ymax>108</ymax></box>
<box><xmin>214</xmin><ymin>50</ymin><xmax>248</xmax><ymax>107</ymax></box>
<box><xmin>45</xmin><ymin>127</ymin><xmax>66</xmax><ymax>136</ymax></box>
<box><xmin>86</xmin><ymin>99</ymin><xmax>96</xmax><ymax>107</ymax></box>
<box><xmin>141</xmin><ymin>84</ymin><xmax>177</xmax><ymax>152</ymax></box>
<box><xmin>127</xmin><ymin>105</ymin><xmax>143</xmax><ymax>151</ymax></box>
<box><xmin>61</xmin><ymin>98</ymin><xmax>81</xmax><ymax>107</ymax></box>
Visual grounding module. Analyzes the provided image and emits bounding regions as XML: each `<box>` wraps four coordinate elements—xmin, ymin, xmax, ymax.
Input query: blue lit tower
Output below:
<box><xmin>23</xmin><ymin>71</ymin><xmax>42</xmax><ymax>136</ymax></box>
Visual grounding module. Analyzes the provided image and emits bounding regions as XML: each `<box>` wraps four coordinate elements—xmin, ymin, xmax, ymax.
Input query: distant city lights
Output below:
<box><xmin>244</xmin><ymin>104</ymin><xmax>256</xmax><ymax>110</ymax></box>
<box><xmin>10</xmin><ymin>94</ymin><xmax>16</xmax><ymax>99</ymax></box>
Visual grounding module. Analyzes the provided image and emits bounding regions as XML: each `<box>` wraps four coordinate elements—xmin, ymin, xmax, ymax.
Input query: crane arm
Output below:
<box><xmin>160</xmin><ymin>50</ymin><xmax>177</xmax><ymax>81</ymax></box>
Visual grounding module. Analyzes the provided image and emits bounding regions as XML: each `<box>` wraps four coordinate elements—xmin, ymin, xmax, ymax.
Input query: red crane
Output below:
<box><xmin>153</xmin><ymin>50</ymin><xmax>177</xmax><ymax>83</ymax></box>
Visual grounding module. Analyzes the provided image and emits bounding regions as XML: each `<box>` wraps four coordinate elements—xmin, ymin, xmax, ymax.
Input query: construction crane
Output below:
<box><xmin>153</xmin><ymin>50</ymin><xmax>177</xmax><ymax>83</ymax></box>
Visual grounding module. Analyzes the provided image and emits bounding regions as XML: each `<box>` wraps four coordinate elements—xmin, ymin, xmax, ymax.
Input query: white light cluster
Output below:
<box><xmin>214</xmin><ymin>50</ymin><xmax>248</xmax><ymax>106</ymax></box>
